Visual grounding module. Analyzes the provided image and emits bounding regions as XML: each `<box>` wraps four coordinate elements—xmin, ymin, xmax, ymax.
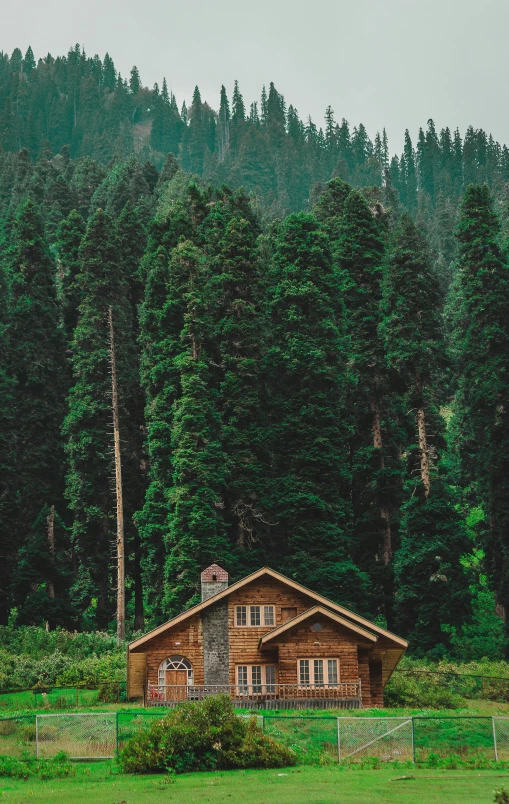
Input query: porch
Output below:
<box><xmin>146</xmin><ymin>681</ymin><xmax>363</xmax><ymax>709</ymax></box>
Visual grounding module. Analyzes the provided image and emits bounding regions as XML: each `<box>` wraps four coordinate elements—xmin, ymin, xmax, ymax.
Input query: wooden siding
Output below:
<box><xmin>369</xmin><ymin>661</ymin><xmax>383</xmax><ymax>707</ymax></box>
<box><xmin>357</xmin><ymin>649</ymin><xmax>372</xmax><ymax>707</ymax></box>
<box><xmin>227</xmin><ymin>577</ymin><xmax>315</xmax><ymax>683</ymax></box>
<box><xmin>131</xmin><ymin>613</ymin><xmax>204</xmax><ymax>688</ymax></box>
<box><xmin>272</xmin><ymin>614</ymin><xmax>360</xmax><ymax>685</ymax></box>
<box><xmin>127</xmin><ymin>651</ymin><xmax>146</xmax><ymax>699</ymax></box>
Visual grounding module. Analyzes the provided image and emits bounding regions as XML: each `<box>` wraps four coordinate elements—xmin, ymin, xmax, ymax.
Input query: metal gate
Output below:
<box><xmin>36</xmin><ymin>713</ymin><xmax>117</xmax><ymax>759</ymax></box>
<box><xmin>337</xmin><ymin>717</ymin><xmax>413</xmax><ymax>761</ymax></box>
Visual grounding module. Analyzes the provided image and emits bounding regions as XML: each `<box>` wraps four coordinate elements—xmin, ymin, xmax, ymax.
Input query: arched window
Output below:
<box><xmin>158</xmin><ymin>656</ymin><xmax>193</xmax><ymax>686</ymax></box>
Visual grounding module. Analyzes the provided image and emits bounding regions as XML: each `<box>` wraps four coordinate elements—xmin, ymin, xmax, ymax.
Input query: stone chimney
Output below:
<box><xmin>201</xmin><ymin>564</ymin><xmax>229</xmax><ymax>602</ymax></box>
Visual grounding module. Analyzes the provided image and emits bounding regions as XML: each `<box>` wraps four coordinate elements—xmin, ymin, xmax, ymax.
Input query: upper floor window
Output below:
<box><xmin>236</xmin><ymin>605</ymin><xmax>275</xmax><ymax>627</ymax></box>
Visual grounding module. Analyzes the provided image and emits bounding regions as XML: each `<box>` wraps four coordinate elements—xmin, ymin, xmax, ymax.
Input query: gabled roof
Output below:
<box><xmin>259</xmin><ymin>605</ymin><xmax>378</xmax><ymax>648</ymax></box>
<box><xmin>128</xmin><ymin>566</ymin><xmax>408</xmax><ymax>651</ymax></box>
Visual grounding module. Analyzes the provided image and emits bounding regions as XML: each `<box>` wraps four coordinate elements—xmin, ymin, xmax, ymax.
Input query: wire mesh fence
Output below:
<box><xmin>412</xmin><ymin>716</ymin><xmax>495</xmax><ymax>762</ymax></box>
<box><xmin>36</xmin><ymin>713</ymin><xmax>118</xmax><ymax>759</ymax></box>
<box><xmin>1</xmin><ymin>710</ymin><xmax>509</xmax><ymax>763</ymax></box>
<box><xmin>337</xmin><ymin>717</ymin><xmax>413</xmax><ymax>762</ymax></box>
<box><xmin>264</xmin><ymin>716</ymin><xmax>339</xmax><ymax>762</ymax></box>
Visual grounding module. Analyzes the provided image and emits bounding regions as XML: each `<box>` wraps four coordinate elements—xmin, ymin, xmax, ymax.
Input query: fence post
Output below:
<box><xmin>337</xmin><ymin>717</ymin><xmax>341</xmax><ymax>762</ymax></box>
<box><xmin>411</xmin><ymin>717</ymin><xmax>415</xmax><ymax>763</ymax></box>
<box><xmin>116</xmin><ymin>712</ymin><xmax>119</xmax><ymax>756</ymax></box>
<box><xmin>35</xmin><ymin>715</ymin><xmax>39</xmax><ymax>759</ymax></box>
<box><xmin>493</xmin><ymin>717</ymin><xmax>498</xmax><ymax>762</ymax></box>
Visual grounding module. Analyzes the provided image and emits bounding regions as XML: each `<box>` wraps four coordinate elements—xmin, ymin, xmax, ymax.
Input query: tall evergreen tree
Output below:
<box><xmin>454</xmin><ymin>184</ymin><xmax>509</xmax><ymax>628</ymax></box>
<box><xmin>64</xmin><ymin>209</ymin><xmax>140</xmax><ymax>629</ymax></box>
<box><xmin>164</xmin><ymin>241</ymin><xmax>231</xmax><ymax>614</ymax></box>
<box><xmin>264</xmin><ymin>213</ymin><xmax>368</xmax><ymax>608</ymax></box>
<box><xmin>335</xmin><ymin>190</ymin><xmax>400</xmax><ymax>618</ymax></box>
<box><xmin>381</xmin><ymin>214</ymin><xmax>469</xmax><ymax>650</ymax></box>
<box><xmin>3</xmin><ymin>199</ymin><xmax>68</xmax><ymax>623</ymax></box>
<box><xmin>212</xmin><ymin>216</ymin><xmax>267</xmax><ymax>566</ymax></box>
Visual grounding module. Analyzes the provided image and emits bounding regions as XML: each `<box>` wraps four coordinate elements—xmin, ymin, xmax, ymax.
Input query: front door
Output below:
<box><xmin>165</xmin><ymin>669</ymin><xmax>188</xmax><ymax>700</ymax></box>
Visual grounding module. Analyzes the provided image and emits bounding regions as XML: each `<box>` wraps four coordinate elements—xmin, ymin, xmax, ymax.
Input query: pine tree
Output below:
<box><xmin>455</xmin><ymin>184</ymin><xmax>509</xmax><ymax>626</ymax></box>
<box><xmin>335</xmin><ymin>190</ymin><xmax>399</xmax><ymax>616</ymax></box>
<box><xmin>4</xmin><ymin>199</ymin><xmax>68</xmax><ymax>623</ymax></box>
<box><xmin>212</xmin><ymin>216</ymin><xmax>267</xmax><ymax>564</ymax></box>
<box><xmin>264</xmin><ymin>213</ymin><xmax>368</xmax><ymax>608</ymax></box>
<box><xmin>381</xmin><ymin>214</ymin><xmax>469</xmax><ymax>649</ymax></box>
<box><xmin>164</xmin><ymin>241</ymin><xmax>231</xmax><ymax>614</ymax></box>
<box><xmin>64</xmin><ymin>209</ymin><xmax>139</xmax><ymax>629</ymax></box>
<box><xmin>55</xmin><ymin>209</ymin><xmax>86</xmax><ymax>341</ymax></box>
<box><xmin>0</xmin><ymin>260</ymin><xmax>16</xmax><ymax>623</ymax></box>
<box><xmin>129</xmin><ymin>66</ymin><xmax>141</xmax><ymax>95</ymax></box>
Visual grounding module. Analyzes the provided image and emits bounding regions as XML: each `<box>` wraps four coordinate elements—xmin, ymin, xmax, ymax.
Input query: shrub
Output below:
<box><xmin>495</xmin><ymin>789</ymin><xmax>509</xmax><ymax>804</ymax></box>
<box><xmin>0</xmin><ymin>752</ymin><xmax>74</xmax><ymax>780</ymax></box>
<box><xmin>119</xmin><ymin>695</ymin><xmax>296</xmax><ymax>774</ymax></box>
<box><xmin>384</xmin><ymin>671</ymin><xmax>465</xmax><ymax>708</ymax></box>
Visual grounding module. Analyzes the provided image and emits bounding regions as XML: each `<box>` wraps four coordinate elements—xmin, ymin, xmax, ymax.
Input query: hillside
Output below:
<box><xmin>0</xmin><ymin>44</ymin><xmax>508</xmax><ymax>662</ymax></box>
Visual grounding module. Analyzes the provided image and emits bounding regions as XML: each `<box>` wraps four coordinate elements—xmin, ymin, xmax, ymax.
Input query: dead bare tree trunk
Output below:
<box><xmin>109</xmin><ymin>306</ymin><xmax>125</xmax><ymax>642</ymax></box>
<box><xmin>417</xmin><ymin>406</ymin><xmax>431</xmax><ymax>498</ymax></box>
<box><xmin>45</xmin><ymin>505</ymin><xmax>56</xmax><ymax>631</ymax></box>
<box><xmin>46</xmin><ymin>505</ymin><xmax>56</xmax><ymax>600</ymax></box>
<box><xmin>371</xmin><ymin>399</ymin><xmax>392</xmax><ymax>565</ymax></box>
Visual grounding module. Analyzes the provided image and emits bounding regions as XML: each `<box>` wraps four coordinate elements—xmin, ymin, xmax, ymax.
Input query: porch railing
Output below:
<box><xmin>147</xmin><ymin>681</ymin><xmax>361</xmax><ymax>704</ymax></box>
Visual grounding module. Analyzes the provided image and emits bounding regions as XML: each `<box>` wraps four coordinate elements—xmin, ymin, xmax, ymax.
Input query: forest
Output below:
<box><xmin>0</xmin><ymin>44</ymin><xmax>509</xmax><ymax>661</ymax></box>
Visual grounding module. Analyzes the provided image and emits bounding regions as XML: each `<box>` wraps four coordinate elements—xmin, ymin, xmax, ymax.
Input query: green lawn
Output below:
<box><xmin>0</xmin><ymin>763</ymin><xmax>506</xmax><ymax>803</ymax></box>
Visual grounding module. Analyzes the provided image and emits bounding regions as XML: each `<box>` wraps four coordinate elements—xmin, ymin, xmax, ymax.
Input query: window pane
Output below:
<box><xmin>237</xmin><ymin>666</ymin><xmax>248</xmax><ymax>686</ymax></box>
<box><xmin>265</xmin><ymin>666</ymin><xmax>276</xmax><ymax>687</ymax></box>
<box><xmin>327</xmin><ymin>660</ymin><xmax>338</xmax><ymax>685</ymax></box>
<box><xmin>299</xmin><ymin>660</ymin><xmax>310</xmax><ymax>685</ymax></box>
<box><xmin>250</xmin><ymin>606</ymin><xmax>261</xmax><ymax>626</ymax></box>
<box><xmin>264</xmin><ymin>606</ymin><xmax>275</xmax><ymax>626</ymax></box>
<box><xmin>236</xmin><ymin>606</ymin><xmax>247</xmax><ymax>626</ymax></box>
<box><xmin>314</xmin><ymin>660</ymin><xmax>324</xmax><ymax>685</ymax></box>
<box><xmin>252</xmin><ymin>666</ymin><xmax>262</xmax><ymax>690</ymax></box>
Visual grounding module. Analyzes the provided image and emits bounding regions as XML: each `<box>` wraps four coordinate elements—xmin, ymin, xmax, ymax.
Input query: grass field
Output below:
<box><xmin>0</xmin><ymin>762</ymin><xmax>506</xmax><ymax>803</ymax></box>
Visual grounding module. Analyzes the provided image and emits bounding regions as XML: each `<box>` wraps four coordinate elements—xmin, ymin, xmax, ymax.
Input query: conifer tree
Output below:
<box><xmin>212</xmin><ymin>216</ymin><xmax>267</xmax><ymax>564</ymax></box>
<box><xmin>64</xmin><ymin>209</ymin><xmax>140</xmax><ymax>628</ymax></box>
<box><xmin>4</xmin><ymin>199</ymin><xmax>68</xmax><ymax>623</ymax></box>
<box><xmin>455</xmin><ymin>184</ymin><xmax>509</xmax><ymax>623</ymax></box>
<box><xmin>264</xmin><ymin>213</ymin><xmax>368</xmax><ymax>608</ymax></box>
<box><xmin>55</xmin><ymin>209</ymin><xmax>85</xmax><ymax>340</ymax></box>
<box><xmin>336</xmin><ymin>190</ymin><xmax>399</xmax><ymax>615</ymax></box>
<box><xmin>164</xmin><ymin>241</ymin><xmax>231</xmax><ymax>614</ymax></box>
<box><xmin>381</xmin><ymin>214</ymin><xmax>469</xmax><ymax>649</ymax></box>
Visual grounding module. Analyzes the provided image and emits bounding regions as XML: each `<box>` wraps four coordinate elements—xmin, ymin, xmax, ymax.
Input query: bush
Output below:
<box><xmin>384</xmin><ymin>671</ymin><xmax>465</xmax><ymax>709</ymax></box>
<box><xmin>119</xmin><ymin>695</ymin><xmax>296</xmax><ymax>774</ymax></box>
<box><xmin>495</xmin><ymin>789</ymin><xmax>509</xmax><ymax>804</ymax></box>
<box><xmin>0</xmin><ymin>752</ymin><xmax>74</xmax><ymax>780</ymax></box>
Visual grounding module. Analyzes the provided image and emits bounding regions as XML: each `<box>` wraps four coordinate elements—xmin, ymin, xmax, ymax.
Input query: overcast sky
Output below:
<box><xmin>1</xmin><ymin>0</ymin><xmax>507</xmax><ymax>153</ymax></box>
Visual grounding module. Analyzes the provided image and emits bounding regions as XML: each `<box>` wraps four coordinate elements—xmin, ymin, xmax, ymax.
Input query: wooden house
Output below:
<box><xmin>127</xmin><ymin>565</ymin><xmax>408</xmax><ymax>709</ymax></box>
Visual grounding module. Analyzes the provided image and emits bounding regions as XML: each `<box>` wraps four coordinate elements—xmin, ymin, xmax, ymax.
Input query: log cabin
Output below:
<box><xmin>127</xmin><ymin>564</ymin><xmax>408</xmax><ymax>709</ymax></box>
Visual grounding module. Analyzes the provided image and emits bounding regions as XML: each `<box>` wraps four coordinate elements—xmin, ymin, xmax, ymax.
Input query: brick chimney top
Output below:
<box><xmin>201</xmin><ymin>564</ymin><xmax>228</xmax><ymax>601</ymax></box>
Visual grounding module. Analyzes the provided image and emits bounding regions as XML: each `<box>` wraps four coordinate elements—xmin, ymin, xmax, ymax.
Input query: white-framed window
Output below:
<box><xmin>236</xmin><ymin>665</ymin><xmax>277</xmax><ymax>693</ymax></box>
<box><xmin>235</xmin><ymin>605</ymin><xmax>275</xmax><ymax>627</ymax></box>
<box><xmin>298</xmin><ymin>658</ymin><xmax>339</xmax><ymax>687</ymax></box>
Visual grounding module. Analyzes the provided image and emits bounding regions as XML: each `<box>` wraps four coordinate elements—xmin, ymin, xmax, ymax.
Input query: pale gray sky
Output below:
<box><xmin>1</xmin><ymin>0</ymin><xmax>507</xmax><ymax>153</ymax></box>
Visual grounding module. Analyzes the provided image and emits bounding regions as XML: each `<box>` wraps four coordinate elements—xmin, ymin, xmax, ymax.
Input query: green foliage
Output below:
<box><xmin>0</xmin><ymin>752</ymin><xmax>74</xmax><ymax>780</ymax></box>
<box><xmin>384</xmin><ymin>672</ymin><xmax>465</xmax><ymax>708</ymax></box>
<box><xmin>495</xmin><ymin>789</ymin><xmax>509</xmax><ymax>804</ymax></box>
<box><xmin>119</xmin><ymin>695</ymin><xmax>295</xmax><ymax>773</ymax></box>
<box><xmin>264</xmin><ymin>212</ymin><xmax>367</xmax><ymax>608</ymax></box>
<box><xmin>454</xmin><ymin>184</ymin><xmax>509</xmax><ymax>621</ymax></box>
